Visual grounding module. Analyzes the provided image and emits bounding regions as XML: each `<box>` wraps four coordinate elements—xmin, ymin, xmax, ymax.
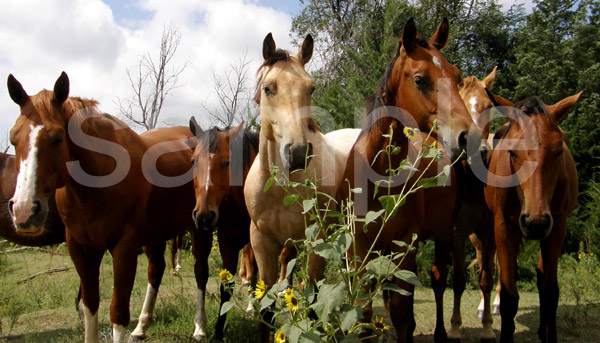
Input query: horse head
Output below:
<box><xmin>255</xmin><ymin>33</ymin><xmax>319</xmax><ymax>171</ymax></box>
<box><xmin>6</xmin><ymin>72</ymin><xmax>71</xmax><ymax>236</ymax></box>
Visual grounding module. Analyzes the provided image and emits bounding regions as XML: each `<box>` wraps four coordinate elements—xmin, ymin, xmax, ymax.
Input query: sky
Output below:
<box><xmin>0</xmin><ymin>0</ymin><xmax>532</xmax><ymax>145</ymax></box>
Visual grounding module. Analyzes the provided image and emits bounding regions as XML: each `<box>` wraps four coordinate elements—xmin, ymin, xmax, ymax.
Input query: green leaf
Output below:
<box><xmin>284</xmin><ymin>194</ymin><xmax>299</xmax><ymax>206</ymax></box>
<box><xmin>381</xmin><ymin>282</ymin><xmax>412</xmax><ymax>296</ymax></box>
<box><xmin>298</xmin><ymin>332</ymin><xmax>322</xmax><ymax>343</ymax></box>
<box><xmin>315</xmin><ymin>242</ymin><xmax>340</xmax><ymax>262</ymax></box>
<box><xmin>305</xmin><ymin>223</ymin><xmax>319</xmax><ymax>241</ymax></box>
<box><xmin>286</xmin><ymin>259</ymin><xmax>296</xmax><ymax>278</ymax></box>
<box><xmin>416</xmin><ymin>174</ymin><xmax>448</xmax><ymax>189</ymax></box>
<box><xmin>263</xmin><ymin>177</ymin><xmax>275</xmax><ymax>192</ymax></box>
<box><xmin>302</xmin><ymin>198</ymin><xmax>316</xmax><ymax>213</ymax></box>
<box><xmin>220</xmin><ymin>300</ymin><xmax>235</xmax><ymax>316</ymax></box>
<box><xmin>310</xmin><ymin>281</ymin><xmax>348</xmax><ymax>325</ymax></box>
<box><xmin>351</xmin><ymin>187</ymin><xmax>362</xmax><ymax>194</ymax></box>
<box><xmin>340</xmin><ymin>305</ymin><xmax>362</xmax><ymax>332</ymax></box>
<box><xmin>364</xmin><ymin>209</ymin><xmax>384</xmax><ymax>227</ymax></box>
<box><xmin>365</xmin><ymin>255</ymin><xmax>396</xmax><ymax>277</ymax></box>
<box><xmin>393</xmin><ymin>270</ymin><xmax>423</xmax><ymax>287</ymax></box>
<box><xmin>340</xmin><ymin>334</ymin><xmax>362</xmax><ymax>343</ymax></box>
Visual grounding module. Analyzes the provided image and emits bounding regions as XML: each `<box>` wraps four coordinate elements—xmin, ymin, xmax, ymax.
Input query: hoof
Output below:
<box><xmin>448</xmin><ymin>338</ymin><xmax>461</xmax><ymax>343</ymax></box>
<box><xmin>480</xmin><ymin>338</ymin><xmax>496</xmax><ymax>343</ymax></box>
<box><xmin>129</xmin><ymin>335</ymin><xmax>146</xmax><ymax>343</ymax></box>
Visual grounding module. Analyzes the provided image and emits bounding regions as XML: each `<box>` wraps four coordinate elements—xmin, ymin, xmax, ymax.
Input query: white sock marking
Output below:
<box><xmin>132</xmin><ymin>284</ymin><xmax>157</xmax><ymax>338</ymax></box>
<box><xmin>193</xmin><ymin>289</ymin><xmax>207</xmax><ymax>339</ymax></box>
<box><xmin>83</xmin><ymin>305</ymin><xmax>99</xmax><ymax>343</ymax></box>
<box><xmin>112</xmin><ymin>324</ymin><xmax>127</xmax><ymax>343</ymax></box>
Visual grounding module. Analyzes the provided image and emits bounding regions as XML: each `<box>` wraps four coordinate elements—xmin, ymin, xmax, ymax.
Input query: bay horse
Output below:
<box><xmin>6</xmin><ymin>72</ymin><xmax>199</xmax><ymax>343</ymax></box>
<box><xmin>484</xmin><ymin>92</ymin><xmax>581</xmax><ymax>343</ymax></box>
<box><xmin>448</xmin><ymin>67</ymin><xmax>499</xmax><ymax>342</ymax></box>
<box><xmin>187</xmin><ymin>120</ymin><xmax>260</xmax><ymax>340</ymax></box>
<box><xmin>244</xmin><ymin>33</ymin><xmax>360</xmax><ymax>342</ymax></box>
<box><xmin>339</xmin><ymin>18</ymin><xmax>474</xmax><ymax>343</ymax></box>
<box><xmin>0</xmin><ymin>152</ymin><xmax>65</xmax><ymax>246</ymax></box>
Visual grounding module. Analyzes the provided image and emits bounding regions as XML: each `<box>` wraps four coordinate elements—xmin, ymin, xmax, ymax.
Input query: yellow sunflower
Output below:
<box><xmin>255</xmin><ymin>279</ymin><xmax>266</xmax><ymax>300</ymax></box>
<box><xmin>218</xmin><ymin>269</ymin><xmax>233</xmax><ymax>283</ymax></box>
<box><xmin>274</xmin><ymin>329</ymin><xmax>286</xmax><ymax>343</ymax></box>
<box><xmin>284</xmin><ymin>289</ymin><xmax>299</xmax><ymax>313</ymax></box>
<box><xmin>403</xmin><ymin>127</ymin><xmax>417</xmax><ymax>140</ymax></box>
<box><xmin>372</xmin><ymin>316</ymin><xmax>389</xmax><ymax>333</ymax></box>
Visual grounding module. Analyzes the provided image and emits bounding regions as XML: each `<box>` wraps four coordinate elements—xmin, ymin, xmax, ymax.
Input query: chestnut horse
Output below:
<box><xmin>339</xmin><ymin>18</ymin><xmax>473</xmax><ymax>342</ymax></box>
<box><xmin>448</xmin><ymin>68</ymin><xmax>499</xmax><ymax>342</ymax></box>
<box><xmin>485</xmin><ymin>92</ymin><xmax>581</xmax><ymax>343</ymax></box>
<box><xmin>6</xmin><ymin>72</ymin><xmax>199</xmax><ymax>343</ymax></box>
<box><xmin>244</xmin><ymin>33</ymin><xmax>360</xmax><ymax>342</ymax></box>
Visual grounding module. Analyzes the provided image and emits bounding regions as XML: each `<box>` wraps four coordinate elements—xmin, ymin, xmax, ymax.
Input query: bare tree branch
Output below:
<box><xmin>203</xmin><ymin>51</ymin><xmax>258</xmax><ymax>129</ymax></box>
<box><xmin>115</xmin><ymin>24</ymin><xmax>188</xmax><ymax>130</ymax></box>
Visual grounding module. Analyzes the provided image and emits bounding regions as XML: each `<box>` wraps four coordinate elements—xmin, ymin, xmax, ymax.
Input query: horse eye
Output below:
<box><xmin>190</xmin><ymin>158</ymin><xmax>196</xmax><ymax>166</ymax></box>
<box><xmin>221</xmin><ymin>161</ymin><xmax>230</xmax><ymax>168</ymax></box>
<box><xmin>264</xmin><ymin>86</ymin><xmax>272</xmax><ymax>96</ymax></box>
<box><xmin>509</xmin><ymin>150</ymin><xmax>516</xmax><ymax>158</ymax></box>
<box><xmin>309</xmin><ymin>86</ymin><xmax>316</xmax><ymax>95</ymax></box>
<box><xmin>51</xmin><ymin>130</ymin><xmax>65</xmax><ymax>144</ymax></box>
<box><xmin>414</xmin><ymin>76</ymin><xmax>425</xmax><ymax>88</ymax></box>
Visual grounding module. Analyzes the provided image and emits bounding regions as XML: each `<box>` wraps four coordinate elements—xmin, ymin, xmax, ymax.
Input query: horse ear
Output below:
<box><xmin>297</xmin><ymin>34</ymin><xmax>313</xmax><ymax>66</ymax></box>
<box><xmin>7</xmin><ymin>74</ymin><xmax>29</xmax><ymax>107</ymax></box>
<box><xmin>430</xmin><ymin>17</ymin><xmax>449</xmax><ymax>50</ymax></box>
<box><xmin>227</xmin><ymin>124</ymin><xmax>244</xmax><ymax>142</ymax></box>
<box><xmin>485</xmin><ymin>88</ymin><xmax>513</xmax><ymax>108</ymax></box>
<box><xmin>401</xmin><ymin>18</ymin><xmax>417</xmax><ymax>54</ymax></box>
<box><xmin>189</xmin><ymin>116</ymin><xmax>202</xmax><ymax>137</ymax></box>
<box><xmin>482</xmin><ymin>66</ymin><xmax>497</xmax><ymax>89</ymax></box>
<box><xmin>263</xmin><ymin>33</ymin><xmax>276</xmax><ymax>60</ymax></box>
<box><xmin>53</xmin><ymin>71</ymin><xmax>70</xmax><ymax>105</ymax></box>
<box><xmin>546</xmin><ymin>91</ymin><xmax>583</xmax><ymax>122</ymax></box>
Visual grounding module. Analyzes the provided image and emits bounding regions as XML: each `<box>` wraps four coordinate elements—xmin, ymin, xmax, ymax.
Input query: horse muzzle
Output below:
<box><xmin>284</xmin><ymin>143</ymin><xmax>313</xmax><ymax>171</ymax></box>
<box><xmin>519</xmin><ymin>212</ymin><xmax>553</xmax><ymax>240</ymax></box>
<box><xmin>192</xmin><ymin>209</ymin><xmax>218</xmax><ymax>231</ymax></box>
<box><xmin>8</xmin><ymin>199</ymin><xmax>47</xmax><ymax>236</ymax></box>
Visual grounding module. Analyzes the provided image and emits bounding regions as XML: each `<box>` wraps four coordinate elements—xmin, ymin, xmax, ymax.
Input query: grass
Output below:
<box><xmin>1</xmin><ymin>243</ymin><xmax>599</xmax><ymax>342</ymax></box>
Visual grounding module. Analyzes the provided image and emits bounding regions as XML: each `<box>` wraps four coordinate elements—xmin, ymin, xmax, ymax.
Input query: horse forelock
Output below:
<box><xmin>196</xmin><ymin>127</ymin><xmax>259</xmax><ymax>172</ymax></box>
<box><xmin>253</xmin><ymin>49</ymin><xmax>291</xmax><ymax>104</ymax></box>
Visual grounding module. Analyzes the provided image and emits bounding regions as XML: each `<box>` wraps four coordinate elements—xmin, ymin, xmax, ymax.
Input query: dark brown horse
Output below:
<box><xmin>339</xmin><ymin>18</ymin><xmax>473</xmax><ymax>343</ymax></box>
<box><xmin>188</xmin><ymin>120</ymin><xmax>260</xmax><ymax>341</ymax></box>
<box><xmin>0</xmin><ymin>152</ymin><xmax>65</xmax><ymax>246</ymax></box>
<box><xmin>485</xmin><ymin>92</ymin><xmax>581</xmax><ymax>343</ymax></box>
<box><xmin>6</xmin><ymin>72</ymin><xmax>198</xmax><ymax>343</ymax></box>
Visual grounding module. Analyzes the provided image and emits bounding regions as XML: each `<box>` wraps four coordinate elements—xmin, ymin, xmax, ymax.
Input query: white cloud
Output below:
<box><xmin>0</xmin><ymin>0</ymin><xmax>295</xmax><ymax>141</ymax></box>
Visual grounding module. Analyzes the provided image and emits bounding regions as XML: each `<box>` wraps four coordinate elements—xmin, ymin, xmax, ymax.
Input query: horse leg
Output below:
<box><xmin>214</xmin><ymin>232</ymin><xmax>241</xmax><ymax>342</ymax></box>
<box><xmin>67</xmin><ymin>235</ymin><xmax>104</xmax><ymax>343</ymax></box>
<box><xmin>109</xmin><ymin>238</ymin><xmax>140</xmax><ymax>343</ymax></box>
<box><xmin>389</xmin><ymin>250</ymin><xmax>417</xmax><ymax>343</ymax></box>
<box><xmin>470</xmin><ymin>233</ymin><xmax>485</xmax><ymax>319</ymax></box>
<box><xmin>495</xmin><ymin>221</ymin><xmax>521</xmax><ymax>343</ymax></box>
<box><xmin>536</xmin><ymin>217</ymin><xmax>566</xmax><ymax>343</ymax></box>
<box><xmin>478</xmin><ymin>229</ymin><xmax>497</xmax><ymax>342</ymax></box>
<box><xmin>449</xmin><ymin>229</ymin><xmax>469</xmax><ymax>342</ymax></box>
<box><xmin>492</xmin><ymin>268</ymin><xmax>501</xmax><ymax>315</ymax></box>
<box><xmin>432</xmin><ymin>235</ymin><xmax>452</xmax><ymax>343</ymax></box>
<box><xmin>131</xmin><ymin>242</ymin><xmax>167</xmax><ymax>340</ymax></box>
<box><xmin>190</xmin><ymin>229</ymin><xmax>213</xmax><ymax>340</ymax></box>
<box><xmin>239</xmin><ymin>243</ymin><xmax>253</xmax><ymax>286</ymax></box>
<box><xmin>250</xmin><ymin>221</ymin><xmax>280</xmax><ymax>343</ymax></box>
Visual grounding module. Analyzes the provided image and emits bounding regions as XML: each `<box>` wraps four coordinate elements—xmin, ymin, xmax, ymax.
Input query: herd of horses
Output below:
<box><xmin>2</xmin><ymin>18</ymin><xmax>581</xmax><ymax>343</ymax></box>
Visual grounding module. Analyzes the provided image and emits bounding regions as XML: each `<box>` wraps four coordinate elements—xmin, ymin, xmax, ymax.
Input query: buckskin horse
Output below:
<box><xmin>484</xmin><ymin>92</ymin><xmax>581</xmax><ymax>343</ymax></box>
<box><xmin>6</xmin><ymin>72</ymin><xmax>199</xmax><ymax>343</ymax></box>
<box><xmin>244</xmin><ymin>32</ymin><xmax>360</xmax><ymax>342</ymax></box>
<box><xmin>338</xmin><ymin>18</ymin><xmax>474</xmax><ymax>342</ymax></box>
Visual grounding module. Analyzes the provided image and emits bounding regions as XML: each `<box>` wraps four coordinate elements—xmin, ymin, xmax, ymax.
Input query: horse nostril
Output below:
<box><xmin>519</xmin><ymin>213</ymin><xmax>529</xmax><ymax>228</ymax></box>
<box><xmin>306</xmin><ymin>143</ymin><xmax>313</xmax><ymax>158</ymax></box>
<box><xmin>32</xmin><ymin>200</ymin><xmax>41</xmax><ymax>216</ymax></box>
<box><xmin>8</xmin><ymin>200</ymin><xmax>14</xmax><ymax>217</ymax></box>
<box><xmin>192</xmin><ymin>209</ymin><xmax>199</xmax><ymax>223</ymax></box>
<box><xmin>208</xmin><ymin>210</ymin><xmax>216</xmax><ymax>222</ymax></box>
<box><xmin>457</xmin><ymin>131</ymin><xmax>468</xmax><ymax>152</ymax></box>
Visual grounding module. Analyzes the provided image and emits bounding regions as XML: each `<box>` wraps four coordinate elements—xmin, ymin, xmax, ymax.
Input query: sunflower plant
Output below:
<box><xmin>219</xmin><ymin>123</ymin><xmax>456</xmax><ymax>342</ymax></box>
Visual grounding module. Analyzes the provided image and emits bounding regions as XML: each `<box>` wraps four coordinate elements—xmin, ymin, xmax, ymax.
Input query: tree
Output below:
<box><xmin>203</xmin><ymin>52</ymin><xmax>258</xmax><ymax>130</ymax></box>
<box><xmin>116</xmin><ymin>24</ymin><xmax>188</xmax><ymax>130</ymax></box>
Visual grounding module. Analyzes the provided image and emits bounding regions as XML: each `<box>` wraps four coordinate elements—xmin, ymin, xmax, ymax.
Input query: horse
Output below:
<box><xmin>169</xmin><ymin>233</ymin><xmax>184</xmax><ymax>274</ymax></box>
<box><xmin>0</xmin><ymin>152</ymin><xmax>66</xmax><ymax>246</ymax></box>
<box><xmin>6</xmin><ymin>72</ymin><xmax>200</xmax><ymax>343</ymax></box>
<box><xmin>484</xmin><ymin>92</ymin><xmax>581</xmax><ymax>343</ymax></box>
<box><xmin>187</xmin><ymin>120</ymin><xmax>261</xmax><ymax>340</ymax></box>
<box><xmin>447</xmin><ymin>67</ymin><xmax>500</xmax><ymax>342</ymax></box>
<box><xmin>338</xmin><ymin>18</ymin><xmax>474</xmax><ymax>342</ymax></box>
<box><xmin>244</xmin><ymin>32</ymin><xmax>361</xmax><ymax>342</ymax></box>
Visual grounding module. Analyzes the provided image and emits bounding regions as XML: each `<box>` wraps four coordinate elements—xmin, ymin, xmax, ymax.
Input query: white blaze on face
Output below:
<box><xmin>12</xmin><ymin>124</ymin><xmax>44</xmax><ymax>221</ymax></box>
<box><xmin>205</xmin><ymin>153</ymin><xmax>215</xmax><ymax>192</ymax></box>
<box><xmin>432</xmin><ymin>56</ymin><xmax>443</xmax><ymax>69</ymax></box>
